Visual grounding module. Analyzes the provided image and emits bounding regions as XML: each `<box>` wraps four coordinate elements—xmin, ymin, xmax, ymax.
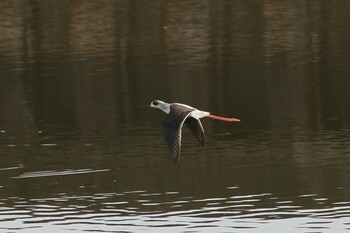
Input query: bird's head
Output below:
<box><xmin>149</xmin><ymin>100</ymin><xmax>170</xmax><ymax>114</ymax></box>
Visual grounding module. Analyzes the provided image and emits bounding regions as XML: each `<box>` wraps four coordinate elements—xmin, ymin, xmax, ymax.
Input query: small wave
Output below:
<box><xmin>0</xmin><ymin>165</ymin><xmax>23</xmax><ymax>171</ymax></box>
<box><xmin>12</xmin><ymin>168</ymin><xmax>110</xmax><ymax>179</ymax></box>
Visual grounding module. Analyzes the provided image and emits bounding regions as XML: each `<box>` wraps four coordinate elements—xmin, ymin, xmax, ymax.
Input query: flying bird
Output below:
<box><xmin>149</xmin><ymin>100</ymin><xmax>240</xmax><ymax>163</ymax></box>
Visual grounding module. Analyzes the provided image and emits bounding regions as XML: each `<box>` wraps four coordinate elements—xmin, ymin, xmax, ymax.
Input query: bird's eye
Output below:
<box><xmin>152</xmin><ymin>101</ymin><xmax>159</xmax><ymax>106</ymax></box>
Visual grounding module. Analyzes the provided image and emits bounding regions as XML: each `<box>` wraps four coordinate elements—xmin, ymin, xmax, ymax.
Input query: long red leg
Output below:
<box><xmin>208</xmin><ymin>114</ymin><xmax>240</xmax><ymax>122</ymax></box>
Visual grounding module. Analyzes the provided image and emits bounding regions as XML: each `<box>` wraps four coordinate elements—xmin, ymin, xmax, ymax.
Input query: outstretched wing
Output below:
<box><xmin>185</xmin><ymin>117</ymin><xmax>206</xmax><ymax>146</ymax></box>
<box><xmin>162</xmin><ymin>106</ymin><xmax>193</xmax><ymax>163</ymax></box>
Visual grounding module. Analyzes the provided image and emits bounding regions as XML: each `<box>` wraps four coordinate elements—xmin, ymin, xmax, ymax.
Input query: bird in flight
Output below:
<box><xmin>149</xmin><ymin>100</ymin><xmax>240</xmax><ymax>163</ymax></box>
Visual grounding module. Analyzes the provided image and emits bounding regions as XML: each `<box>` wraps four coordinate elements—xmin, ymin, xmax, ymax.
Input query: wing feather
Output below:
<box><xmin>162</xmin><ymin>106</ymin><xmax>193</xmax><ymax>163</ymax></box>
<box><xmin>185</xmin><ymin>117</ymin><xmax>206</xmax><ymax>146</ymax></box>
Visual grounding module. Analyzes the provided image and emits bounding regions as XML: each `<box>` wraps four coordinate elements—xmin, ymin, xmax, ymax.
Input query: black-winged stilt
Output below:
<box><xmin>149</xmin><ymin>100</ymin><xmax>240</xmax><ymax>163</ymax></box>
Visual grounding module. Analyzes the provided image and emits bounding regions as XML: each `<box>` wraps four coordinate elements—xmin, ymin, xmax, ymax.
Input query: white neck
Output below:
<box><xmin>158</xmin><ymin>102</ymin><xmax>170</xmax><ymax>114</ymax></box>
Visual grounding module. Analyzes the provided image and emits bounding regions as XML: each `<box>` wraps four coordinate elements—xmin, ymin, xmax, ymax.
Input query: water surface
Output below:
<box><xmin>1</xmin><ymin>1</ymin><xmax>350</xmax><ymax>232</ymax></box>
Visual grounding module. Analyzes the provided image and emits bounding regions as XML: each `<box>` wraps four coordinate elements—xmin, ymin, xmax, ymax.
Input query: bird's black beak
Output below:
<box><xmin>138</xmin><ymin>105</ymin><xmax>151</xmax><ymax>109</ymax></box>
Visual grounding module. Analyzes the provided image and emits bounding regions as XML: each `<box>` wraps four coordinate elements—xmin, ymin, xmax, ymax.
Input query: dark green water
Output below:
<box><xmin>0</xmin><ymin>1</ymin><xmax>350</xmax><ymax>232</ymax></box>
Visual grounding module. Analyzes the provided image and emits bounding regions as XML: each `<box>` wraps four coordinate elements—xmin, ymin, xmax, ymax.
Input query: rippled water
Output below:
<box><xmin>1</xmin><ymin>127</ymin><xmax>349</xmax><ymax>232</ymax></box>
<box><xmin>1</xmin><ymin>1</ymin><xmax>350</xmax><ymax>232</ymax></box>
<box><xmin>1</xmin><ymin>191</ymin><xmax>349</xmax><ymax>232</ymax></box>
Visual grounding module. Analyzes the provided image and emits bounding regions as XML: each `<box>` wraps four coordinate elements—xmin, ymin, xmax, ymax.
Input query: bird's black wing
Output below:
<box><xmin>184</xmin><ymin>117</ymin><xmax>206</xmax><ymax>146</ymax></box>
<box><xmin>162</xmin><ymin>106</ymin><xmax>193</xmax><ymax>163</ymax></box>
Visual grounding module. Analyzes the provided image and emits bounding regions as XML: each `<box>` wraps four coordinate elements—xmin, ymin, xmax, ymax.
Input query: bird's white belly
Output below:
<box><xmin>189</xmin><ymin>109</ymin><xmax>210</xmax><ymax>119</ymax></box>
<box><xmin>173</xmin><ymin>103</ymin><xmax>209</xmax><ymax>119</ymax></box>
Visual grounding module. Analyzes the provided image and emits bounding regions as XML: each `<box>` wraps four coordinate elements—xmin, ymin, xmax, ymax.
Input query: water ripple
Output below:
<box><xmin>0</xmin><ymin>190</ymin><xmax>349</xmax><ymax>232</ymax></box>
<box><xmin>12</xmin><ymin>169</ymin><xmax>111</xmax><ymax>179</ymax></box>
